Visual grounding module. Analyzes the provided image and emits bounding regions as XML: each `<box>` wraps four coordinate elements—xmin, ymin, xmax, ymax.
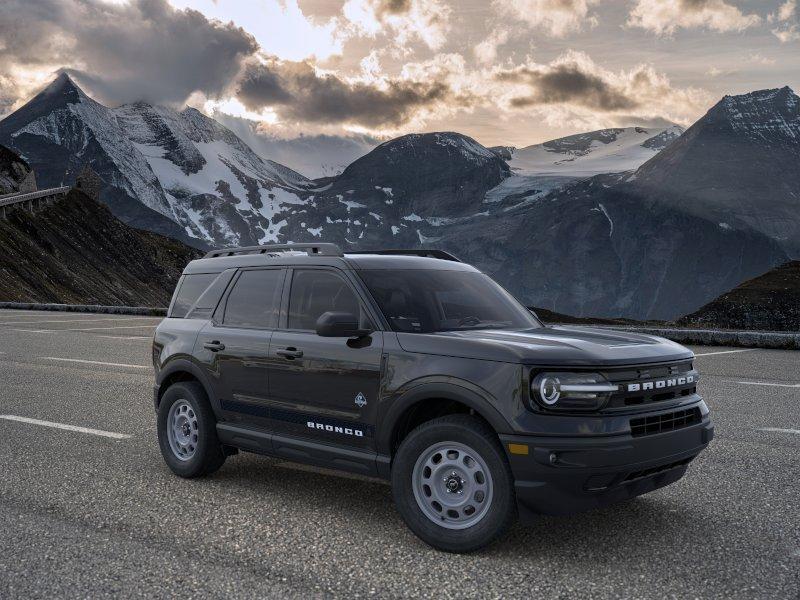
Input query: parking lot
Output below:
<box><xmin>0</xmin><ymin>308</ymin><xmax>797</xmax><ymax>599</ymax></box>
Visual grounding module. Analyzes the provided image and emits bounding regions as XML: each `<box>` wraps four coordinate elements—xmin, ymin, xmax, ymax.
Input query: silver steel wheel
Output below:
<box><xmin>166</xmin><ymin>399</ymin><xmax>199</xmax><ymax>461</ymax></box>
<box><xmin>411</xmin><ymin>441</ymin><xmax>494</xmax><ymax>530</ymax></box>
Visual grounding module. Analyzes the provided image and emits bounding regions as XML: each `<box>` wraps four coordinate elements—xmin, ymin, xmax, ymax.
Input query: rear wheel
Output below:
<box><xmin>157</xmin><ymin>381</ymin><xmax>226</xmax><ymax>478</ymax></box>
<box><xmin>391</xmin><ymin>414</ymin><xmax>517</xmax><ymax>552</ymax></box>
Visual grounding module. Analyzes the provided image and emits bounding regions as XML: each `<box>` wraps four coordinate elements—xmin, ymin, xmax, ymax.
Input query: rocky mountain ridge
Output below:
<box><xmin>0</xmin><ymin>144</ymin><xmax>35</xmax><ymax>194</ymax></box>
<box><xmin>633</xmin><ymin>86</ymin><xmax>800</xmax><ymax>256</ymax></box>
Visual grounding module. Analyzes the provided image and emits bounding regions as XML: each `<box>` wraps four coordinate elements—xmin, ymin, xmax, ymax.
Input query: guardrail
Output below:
<box><xmin>0</xmin><ymin>186</ymin><xmax>71</xmax><ymax>207</ymax></box>
<box><xmin>0</xmin><ymin>186</ymin><xmax>71</xmax><ymax>217</ymax></box>
<box><xmin>0</xmin><ymin>302</ymin><xmax>166</xmax><ymax>316</ymax></box>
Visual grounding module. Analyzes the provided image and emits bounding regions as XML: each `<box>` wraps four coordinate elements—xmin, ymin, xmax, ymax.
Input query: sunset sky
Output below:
<box><xmin>0</xmin><ymin>0</ymin><xmax>798</xmax><ymax>147</ymax></box>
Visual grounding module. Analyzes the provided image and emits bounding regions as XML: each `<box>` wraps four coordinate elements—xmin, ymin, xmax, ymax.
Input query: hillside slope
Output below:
<box><xmin>678</xmin><ymin>261</ymin><xmax>800</xmax><ymax>331</ymax></box>
<box><xmin>435</xmin><ymin>175</ymin><xmax>788</xmax><ymax>320</ymax></box>
<box><xmin>0</xmin><ymin>189</ymin><xmax>199</xmax><ymax>306</ymax></box>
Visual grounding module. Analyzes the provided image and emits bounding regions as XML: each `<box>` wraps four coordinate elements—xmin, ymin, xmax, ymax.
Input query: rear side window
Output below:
<box><xmin>170</xmin><ymin>273</ymin><xmax>218</xmax><ymax>318</ymax></box>
<box><xmin>287</xmin><ymin>269</ymin><xmax>370</xmax><ymax>330</ymax></box>
<box><xmin>223</xmin><ymin>269</ymin><xmax>283</xmax><ymax>329</ymax></box>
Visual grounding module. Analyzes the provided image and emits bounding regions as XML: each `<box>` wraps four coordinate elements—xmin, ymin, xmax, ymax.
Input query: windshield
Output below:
<box><xmin>357</xmin><ymin>269</ymin><xmax>542</xmax><ymax>333</ymax></box>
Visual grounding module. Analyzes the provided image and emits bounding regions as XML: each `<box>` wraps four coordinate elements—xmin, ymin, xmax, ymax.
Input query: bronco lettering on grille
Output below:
<box><xmin>627</xmin><ymin>374</ymin><xmax>694</xmax><ymax>393</ymax></box>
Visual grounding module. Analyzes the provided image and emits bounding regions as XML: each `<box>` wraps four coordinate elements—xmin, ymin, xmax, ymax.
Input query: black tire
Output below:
<box><xmin>391</xmin><ymin>414</ymin><xmax>517</xmax><ymax>553</ymax></box>
<box><xmin>157</xmin><ymin>381</ymin><xmax>226</xmax><ymax>478</ymax></box>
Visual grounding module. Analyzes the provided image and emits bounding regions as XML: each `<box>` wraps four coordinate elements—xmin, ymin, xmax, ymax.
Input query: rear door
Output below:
<box><xmin>267</xmin><ymin>267</ymin><xmax>384</xmax><ymax>451</ymax></box>
<box><xmin>196</xmin><ymin>267</ymin><xmax>285</xmax><ymax>428</ymax></box>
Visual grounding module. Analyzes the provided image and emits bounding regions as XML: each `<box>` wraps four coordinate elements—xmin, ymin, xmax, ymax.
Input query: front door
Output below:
<box><xmin>196</xmin><ymin>267</ymin><xmax>285</xmax><ymax>429</ymax></box>
<box><xmin>267</xmin><ymin>267</ymin><xmax>383</xmax><ymax>451</ymax></box>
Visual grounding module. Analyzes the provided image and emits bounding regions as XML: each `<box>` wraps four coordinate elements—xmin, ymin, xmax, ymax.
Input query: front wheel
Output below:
<box><xmin>391</xmin><ymin>415</ymin><xmax>517</xmax><ymax>552</ymax></box>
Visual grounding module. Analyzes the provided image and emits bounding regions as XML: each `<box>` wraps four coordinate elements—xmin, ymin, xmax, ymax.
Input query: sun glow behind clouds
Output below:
<box><xmin>167</xmin><ymin>0</ymin><xmax>345</xmax><ymax>60</ymax></box>
<box><xmin>204</xmin><ymin>97</ymin><xmax>280</xmax><ymax>124</ymax></box>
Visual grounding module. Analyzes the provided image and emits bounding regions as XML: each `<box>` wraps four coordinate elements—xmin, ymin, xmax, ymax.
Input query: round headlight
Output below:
<box><xmin>538</xmin><ymin>376</ymin><xmax>561</xmax><ymax>405</ymax></box>
<box><xmin>531</xmin><ymin>372</ymin><xmax>618</xmax><ymax>411</ymax></box>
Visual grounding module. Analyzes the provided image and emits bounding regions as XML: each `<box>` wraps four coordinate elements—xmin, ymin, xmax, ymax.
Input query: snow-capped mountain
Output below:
<box><xmin>2</xmin><ymin>75</ymin><xmax>793</xmax><ymax>321</ymax></box>
<box><xmin>0</xmin><ymin>73</ymin><xmax>315</xmax><ymax>248</ymax></box>
<box><xmin>481</xmin><ymin>125</ymin><xmax>683</xmax><ymax>210</ymax></box>
<box><xmin>431</xmin><ymin>89</ymin><xmax>800</xmax><ymax>320</ymax></box>
<box><xmin>278</xmin><ymin>131</ymin><xmax>511</xmax><ymax>248</ymax></box>
<box><xmin>503</xmin><ymin>126</ymin><xmax>684</xmax><ymax>177</ymax></box>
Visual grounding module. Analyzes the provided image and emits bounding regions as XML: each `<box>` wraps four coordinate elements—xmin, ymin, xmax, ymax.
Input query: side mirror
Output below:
<box><xmin>315</xmin><ymin>311</ymin><xmax>372</xmax><ymax>338</ymax></box>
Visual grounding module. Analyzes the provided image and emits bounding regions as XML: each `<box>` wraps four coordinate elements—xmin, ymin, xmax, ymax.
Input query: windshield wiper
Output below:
<box><xmin>442</xmin><ymin>321</ymin><xmax>514</xmax><ymax>331</ymax></box>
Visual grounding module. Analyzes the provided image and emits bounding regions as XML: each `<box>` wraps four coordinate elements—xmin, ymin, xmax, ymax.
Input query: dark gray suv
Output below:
<box><xmin>152</xmin><ymin>243</ymin><xmax>713</xmax><ymax>552</ymax></box>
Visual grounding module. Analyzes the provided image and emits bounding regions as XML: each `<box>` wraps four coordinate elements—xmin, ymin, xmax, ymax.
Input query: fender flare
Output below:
<box><xmin>377</xmin><ymin>380</ymin><xmax>512</xmax><ymax>456</ymax></box>
<box><xmin>156</xmin><ymin>357</ymin><xmax>222</xmax><ymax>417</ymax></box>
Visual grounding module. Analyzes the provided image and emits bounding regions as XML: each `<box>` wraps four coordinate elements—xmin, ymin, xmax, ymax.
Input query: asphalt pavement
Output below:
<box><xmin>0</xmin><ymin>309</ymin><xmax>797</xmax><ymax>599</ymax></box>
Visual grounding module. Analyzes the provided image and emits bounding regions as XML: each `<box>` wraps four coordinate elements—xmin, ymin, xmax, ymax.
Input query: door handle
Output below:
<box><xmin>276</xmin><ymin>347</ymin><xmax>303</xmax><ymax>359</ymax></box>
<box><xmin>203</xmin><ymin>340</ymin><xmax>225</xmax><ymax>352</ymax></box>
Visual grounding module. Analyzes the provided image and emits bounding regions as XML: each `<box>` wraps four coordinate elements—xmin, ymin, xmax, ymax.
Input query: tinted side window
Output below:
<box><xmin>170</xmin><ymin>273</ymin><xmax>218</xmax><ymax>318</ymax></box>
<box><xmin>223</xmin><ymin>269</ymin><xmax>283</xmax><ymax>328</ymax></box>
<box><xmin>287</xmin><ymin>270</ymin><xmax>368</xmax><ymax>330</ymax></box>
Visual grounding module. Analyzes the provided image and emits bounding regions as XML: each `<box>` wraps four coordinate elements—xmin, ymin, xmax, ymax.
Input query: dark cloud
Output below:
<box><xmin>0</xmin><ymin>0</ymin><xmax>257</xmax><ymax>106</ymax></box>
<box><xmin>237</xmin><ymin>58</ymin><xmax>454</xmax><ymax>128</ymax></box>
<box><xmin>496</xmin><ymin>61</ymin><xmax>639</xmax><ymax>112</ymax></box>
<box><xmin>377</xmin><ymin>0</ymin><xmax>413</xmax><ymax>16</ymax></box>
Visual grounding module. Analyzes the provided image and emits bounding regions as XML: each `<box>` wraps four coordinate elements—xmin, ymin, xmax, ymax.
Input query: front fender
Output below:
<box><xmin>377</xmin><ymin>378</ymin><xmax>514</xmax><ymax>456</ymax></box>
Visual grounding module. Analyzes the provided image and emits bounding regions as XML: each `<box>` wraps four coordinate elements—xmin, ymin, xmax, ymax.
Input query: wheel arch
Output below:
<box><xmin>156</xmin><ymin>358</ymin><xmax>219</xmax><ymax>416</ymax></box>
<box><xmin>378</xmin><ymin>382</ymin><xmax>511</xmax><ymax>458</ymax></box>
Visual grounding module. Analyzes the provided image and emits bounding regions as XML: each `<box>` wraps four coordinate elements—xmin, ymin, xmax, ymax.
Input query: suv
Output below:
<box><xmin>152</xmin><ymin>243</ymin><xmax>713</xmax><ymax>552</ymax></box>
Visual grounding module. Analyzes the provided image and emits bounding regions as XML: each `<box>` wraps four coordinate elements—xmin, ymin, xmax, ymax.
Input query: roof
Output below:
<box><xmin>183</xmin><ymin>244</ymin><xmax>479</xmax><ymax>275</ymax></box>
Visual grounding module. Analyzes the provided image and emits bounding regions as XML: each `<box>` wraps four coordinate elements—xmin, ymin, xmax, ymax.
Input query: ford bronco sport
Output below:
<box><xmin>152</xmin><ymin>243</ymin><xmax>713</xmax><ymax>552</ymax></box>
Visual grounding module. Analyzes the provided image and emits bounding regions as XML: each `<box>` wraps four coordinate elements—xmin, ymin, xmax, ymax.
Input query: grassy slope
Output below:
<box><xmin>678</xmin><ymin>261</ymin><xmax>800</xmax><ymax>332</ymax></box>
<box><xmin>0</xmin><ymin>189</ymin><xmax>200</xmax><ymax>306</ymax></box>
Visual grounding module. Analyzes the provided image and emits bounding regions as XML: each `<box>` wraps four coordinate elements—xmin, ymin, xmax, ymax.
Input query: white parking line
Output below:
<box><xmin>737</xmin><ymin>381</ymin><xmax>800</xmax><ymax>388</ymax></box>
<box><xmin>758</xmin><ymin>427</ymin><xmax>800</xmax><ymax>435</ymax></box>
<box><xmin>40</xmin><ymin>357</ymin><xmax>150</xmax><ymax>369</ymax></box>
<box><xmin>0</xmin><ymin>317</ymin><xmax>155</xmax><ymax>326</ymax></box>
<box><xmin>0</xmin><ymin>415</ymin><xmax>131</xmax><ymax>439</ymax></box>
<box><xmin>13</xmin><ymin>325</ymin><xmax>157</xmax><ymax>333</ymax></box>
<box><xmin>694</xmin><ymin>349</ymin><xmax>756</xmax><ymax>357</ymax></box>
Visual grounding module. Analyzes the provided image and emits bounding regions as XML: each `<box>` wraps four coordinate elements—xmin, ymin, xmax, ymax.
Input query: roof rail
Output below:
<box><xmin>345</xmin><ymin>249</ymin><xmax>462</xmax><ymax>262</ymax></box>
<box><xmin>203</xmin><ymin>243</ymin><xmax>343</xmax><ymax>259</ymax></box>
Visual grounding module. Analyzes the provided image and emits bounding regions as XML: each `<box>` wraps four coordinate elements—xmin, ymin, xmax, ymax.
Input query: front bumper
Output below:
<box><xmin>500</xmin><ymin>413</ymin><xmax>714</xmax><ymax>520</ymax></box>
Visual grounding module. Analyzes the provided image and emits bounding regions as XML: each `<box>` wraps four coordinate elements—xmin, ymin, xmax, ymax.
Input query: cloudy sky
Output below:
<box><xmin>0</xmin><ymin>0</ymin><xmax>798</xmax><ymax>147</ymax></box>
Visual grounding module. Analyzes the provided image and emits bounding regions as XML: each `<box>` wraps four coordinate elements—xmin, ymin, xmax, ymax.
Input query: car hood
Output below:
<box><xmin>395</xmin><ymin>325</ymin><xmax>693</xmax><ymax>366</ymax></box>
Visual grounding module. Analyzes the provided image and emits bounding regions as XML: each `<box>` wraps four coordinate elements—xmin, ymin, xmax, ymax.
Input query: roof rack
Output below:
<box><xmin>203</xmin><ymin>243</ymin><xmax>343</xmax><ymax>259</ymax></box>
<box><xmin>345</xmin><ymin>249</ymin><xmax>462</xmax><ymax>262</ymax></box>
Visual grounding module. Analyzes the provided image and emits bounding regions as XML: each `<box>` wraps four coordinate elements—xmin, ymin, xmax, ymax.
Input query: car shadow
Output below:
<box><xmin>204</xmin><ymin>453</ymin><xmax>712</xmax><ymax>559</ymax></box>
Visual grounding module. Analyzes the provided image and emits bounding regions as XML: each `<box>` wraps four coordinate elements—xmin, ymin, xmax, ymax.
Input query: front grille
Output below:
<box><xmin>629</xmin><ymin>407</ymin><xmax>701</xmax><ymax>437</ymax></box>
<box><xmin>604</xmin><ymin>361</ymin><xmax>699</xmax><ymax>409</ymax></box>
<box><xmin>623</xmin><ymin>456</ymin><xmax>695</xmax><ymax>482</ymax></box>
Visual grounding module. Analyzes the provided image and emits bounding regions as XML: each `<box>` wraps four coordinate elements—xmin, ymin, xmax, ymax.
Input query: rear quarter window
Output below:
<box><xmin>169</xmin><ymin>273</ymin><xmax>219</xmax><ymax>318</ymax></box>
